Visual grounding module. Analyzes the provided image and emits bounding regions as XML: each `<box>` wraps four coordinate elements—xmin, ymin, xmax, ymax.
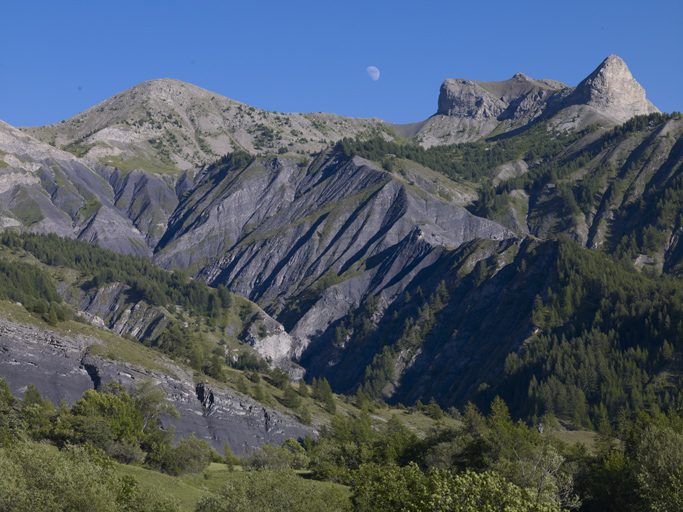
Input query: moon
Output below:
<box><xmin>366</xmin><ymin>66</ymin><xmax>380</xmax><ymax>81</ymax></box>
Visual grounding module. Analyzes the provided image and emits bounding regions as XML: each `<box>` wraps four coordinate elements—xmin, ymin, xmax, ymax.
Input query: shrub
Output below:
<box><xmin>195</xmin><ymin>470</ymin><xmax>350</xmax><ymax>512</ymax></box>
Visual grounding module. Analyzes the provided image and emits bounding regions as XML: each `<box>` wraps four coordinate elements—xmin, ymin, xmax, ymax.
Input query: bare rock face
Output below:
<box><xmin>0</xmin><ymin>121</ymin><xmax>166</xmax><ymax>256</ymax></box>
<box><xmin>156</xmin><ymin>154</ymin><xmax>513</xmax><ymax>359</ymax></box>
<box><xmin>568</xmin><ymin>55</ymin><xmax>660</xmax><ymax>123</ymax></box>
<box><xmin>426</xmin><ymin>55</ymin><xmax>659</xmax><ymax>144</ymax></box>
<box><xmin>437</xmin><ymin>79</ymin><xmax>508</xmax><ymax>119</ymax></box>
<box><xmin>436</xmin><ymin>73</ymin><xmax>568</xmax><ymax>121</ymax></box>
<box><xmin>0</xmin><ymin>316</ymin><xmax>312</xmax><ymax>454</ymax></box>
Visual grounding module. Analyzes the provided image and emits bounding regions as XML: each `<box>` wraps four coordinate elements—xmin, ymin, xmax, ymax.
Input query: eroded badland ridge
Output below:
<box><xmin>1</xmin><ymin>54</ymin><xmax>682</xmax><ymax>450</ymax></box>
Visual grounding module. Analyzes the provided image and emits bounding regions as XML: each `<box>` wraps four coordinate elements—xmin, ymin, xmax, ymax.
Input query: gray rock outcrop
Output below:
<box><xmin>437</xmin><ymin>73</ymin><xmax>569</xmax><ymax>121</ymax></box>
<box><xmin>0</xmin><ymin>317</ymin><xmax>312</xmax><ymax>454</ymax></box>
<box><xmin>426</xmin><ymin>55</ymin><xmax>660</xmax><ymax>145</ymax></box>
<box><xmin>566</xmin><ymin>54</ymin><xmax>660</xmax><ymax>123</ymax></box>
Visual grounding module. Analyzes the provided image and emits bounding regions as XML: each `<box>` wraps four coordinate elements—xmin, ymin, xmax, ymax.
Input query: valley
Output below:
<box><xmin>1</xmin><ymin>54</ymin><xmax>682</xmax><ymax>511</ymax></box>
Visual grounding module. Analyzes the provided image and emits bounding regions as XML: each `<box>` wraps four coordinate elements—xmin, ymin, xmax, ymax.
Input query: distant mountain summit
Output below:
<box><xmin>20</xmin><ymin>55</ymin><xmax>660</xmax><ymax>165</ymax></box>
<box><xmin>437</xmin><ymin>72</ymin><xmax>569</xmax><ymax>121</ymax></box>
<box><xmin>22</xmin><ymin>79</ymin><xmax>384</xmax><ymax>172</ymax></box>
<box><xmin>568</xmin><ymin>54</ymin><xmax>659</xmax><ymax>123</ymax></box>
<box><xmin>423</xmin><ymin>55</ymin><xmax>659</xmax><ymax>146</ymax></box>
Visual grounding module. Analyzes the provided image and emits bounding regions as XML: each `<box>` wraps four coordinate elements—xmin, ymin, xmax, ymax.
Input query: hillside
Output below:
<box><xmin>0</xmin><ymin>54</ymin><xmax>681</xmax><ymax>438</ymax></box>
<box><xmin>21</xmin><ymin>79</ymin><xmax>387</xmax><ymax>171</ymax></box>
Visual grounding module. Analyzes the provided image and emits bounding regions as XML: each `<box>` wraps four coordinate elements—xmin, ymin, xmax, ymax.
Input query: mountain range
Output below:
<box><xmin>1</xmin><ymin>54</ymin><xmax>682</xmax><ymax>448</ymax></box>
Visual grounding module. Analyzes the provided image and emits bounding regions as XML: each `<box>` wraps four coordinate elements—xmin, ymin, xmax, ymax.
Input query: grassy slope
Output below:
<box><xmin>115</xmin><ymin>463</ymin><xmax>352</xmax><ymax>512</ymax></box>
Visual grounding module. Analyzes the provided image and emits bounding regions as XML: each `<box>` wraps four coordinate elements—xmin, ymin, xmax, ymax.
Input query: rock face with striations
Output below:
<box><xmin>154</xmin><ymin>153</ymin><xmax>513</xmax><ymax>360</ymax></box>
<box><xmin>0</xmin><ymin>316</ymin><xmax>312</xmax><ymax>454</ymax></box>
<box><xmin>566</xmin><ymin>54</ymin><xmax>660</xmax><ymax>123</ymax></box>
<box><xmin>0</xmin><ymin>120</ymin><xmax>164</xmax><ymax>256</ymax></box>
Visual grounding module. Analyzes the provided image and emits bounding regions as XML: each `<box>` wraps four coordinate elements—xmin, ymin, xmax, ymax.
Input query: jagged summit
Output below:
<box><xmin>436</xmin><ymin>71</ymin><xmax>569</xmax><ymax>121</ymax></box>
<box><xmin>435</xmin><ymin>55</ymin><xmax>658</xmax><ymax>127</ymax></box>
<box><xmin>567</xmin><ymin>54</ymin><xmax>659</xmax><ymax>123</ymax></box>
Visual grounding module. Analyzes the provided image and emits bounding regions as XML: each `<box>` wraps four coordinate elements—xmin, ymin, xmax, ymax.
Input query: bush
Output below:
<box><xmin>243</xmin><ymin>443</ymin><xmax>294</xmax><ymax>471</ymax></box>
<box><xmin>149</xmin><ymin>434</ymin><xmax>213</xmax><ymax>476</ymax></box>
<box><xmin>352</xmin><ymin>463</ymin><xmax>559</xmax><ymax>512</ymax></box>
<box><xmin>195</xmin><ymin>470</ymin><xmax>350</xmax><ymax>512</ymax></box>
<box><xmin>0</xmin><ymin>442</ymin><xmax>180</xmax><ymax>512</ymax></box>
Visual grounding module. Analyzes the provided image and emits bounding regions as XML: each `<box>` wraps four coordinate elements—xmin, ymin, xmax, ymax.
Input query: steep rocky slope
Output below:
<box><xmin>518</xmin><ymin>116</ymin><xmax>683</xmax><ymax>263</ymax></box>
<box><xmin>0</xmin><ymin>310</ymin><xmax>311</xmax><ymax>453</ymax></box>
<box><xmin>151</xmin><ymin>152</ymin><xmax>511</xmax><ymax>349</ymax></box>
<box><xmin>0</xmin><ymin>120</ymin><xmax>160</xmax><ymax>255</ymax></box>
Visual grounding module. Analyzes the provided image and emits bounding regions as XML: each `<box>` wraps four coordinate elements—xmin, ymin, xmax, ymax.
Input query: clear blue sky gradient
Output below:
<box><xmin>2</xmin><ymin>0</ymin><xmax>681</xmax><ymax>127</ymax></box>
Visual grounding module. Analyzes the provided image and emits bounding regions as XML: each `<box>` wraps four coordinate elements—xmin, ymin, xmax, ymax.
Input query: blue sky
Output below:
<box><xmin>2</xmin><ymin>0</ymin><xmax>681</xmax><ymax>127</ymax></box>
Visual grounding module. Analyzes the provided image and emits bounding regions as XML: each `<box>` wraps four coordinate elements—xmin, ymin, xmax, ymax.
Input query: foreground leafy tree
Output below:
<box><xmin>242</xmin><ymin>443</ymin><xmax>297</xmax><ymax>471</ymax></box>
<box><xmin>147</xmin><ymin>433</ymin><xmax>214</xmax><ymax>476</ymax></box>
<box><xmin>195</xmin><ymin>470</ymin><xmax>350</xmax><ymax>512</ymax></box>
<box><xmin>579</xmin><ymin>409</ymin><xmax>683</xmax><ymax>512</ymax></box>
<box><xmin>631</xmin><ymin>424</ymin><xmax>683</xmax><ymax>511</ymax></box>
<box><xmin>0</xmin><ymin>442</ymin><xmax>180</xmax><ymax>512</ymax></box>
<box><xmin>398</xmin><ymin>400</ymin><xmax>579</xmax><ymax>509</ymax></box>
<box><xmin>2</xmin><ymin>377</ymin><xmax>212</xmax><ymax>476</ymax></box>
<box><xmin>351</xmin><ymin>462</ymin><xmax>559</xmax><ymax>512</ymax></box>
<box><xmin>130</xmin><ymin>378</ymin><xmax>180</xmax><ymax>431</ymax></box>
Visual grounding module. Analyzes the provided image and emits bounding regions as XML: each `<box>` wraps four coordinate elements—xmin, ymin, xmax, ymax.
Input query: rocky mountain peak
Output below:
<box><xmin>432</xmin><ymin>55</ymin><xmax>659</xmax><ymax>141</ymax></box>
<box><xmin>437</xmin><ymin>79</ymin><xmax>505</xmax><ymax>119</ymax></box>
<box><xmin>568</xmin><ymin>54</ymin><xmax>659</xmax><ymax>123</ymax></box>
<box><xmin>436</xmin><ymin>73</ymin><xmax>567</xmax><ymax>121</ymax></box>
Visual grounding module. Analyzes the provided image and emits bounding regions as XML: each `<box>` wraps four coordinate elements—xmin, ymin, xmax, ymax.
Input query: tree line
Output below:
<box><xmin>0</xmin><ymin>231</ymin><xmax>234</xmax><ymax>319</ymax></box>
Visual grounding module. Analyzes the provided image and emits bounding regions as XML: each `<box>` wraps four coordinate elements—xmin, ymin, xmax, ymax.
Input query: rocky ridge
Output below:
<box><xmin>421</xmin><ymin>55</ymin><xmax>659</xmax><ymax>146</ymax></box>
<box><xmin>567</xmin><ymin>54</ymin><xmax>660</xmax><ymax>123</ymax></box>
<box><xmin>0</xmin><ymin>121</ymin><xmax>160</xmax><ymax>255</ymax></box>
<box><xmin>437</xmin><ymin>73</ymin><xmax>569</xmax><ymax>121</ymax></box>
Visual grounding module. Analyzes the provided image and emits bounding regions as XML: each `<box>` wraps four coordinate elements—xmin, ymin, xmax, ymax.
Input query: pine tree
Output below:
<box><xmin>236</xmin><ymin>376</ymin><xmax>248</xmax><ymax>394</ymax></box>
<box><xmin>283</xmin><ymin>385</ymin><xmax>301</xmax><ymax>409</ymax></box>
<box><xmin>44</xmin><ymin>307</ymin><xmax>59</xmax><ymax>326</ymax></box>
<box><xmin>252</xmin><ymin>385</ymin><xmax>265</xmax><ymax>403</ymax></box>
<box><xmin>0</xmin><ymin>378</ymin><xmax>14</xmax><ymax>406</ymax></box>
<box><xmin>298</xmin><ymin>380</ymin><xmax>309</xmax><ymax>398</ymax></box>
<box><xmin>320</xmin><ymin>378</ymin><xmax>336</xmax><ymax>415</ymax></box>
<box><xmin>299</xmin><ymin>405</ymin><xmax>312</xmax><ymax>425</ymax></box>
<box><xmin>311</xmin><ymin>378</ymin><xmax>320</xmax><ymax>400</ymax></box>
<box><xmin>425</xmin><ymin>397</ymin><xmax>443</xmax><ymax>420</ymax></box>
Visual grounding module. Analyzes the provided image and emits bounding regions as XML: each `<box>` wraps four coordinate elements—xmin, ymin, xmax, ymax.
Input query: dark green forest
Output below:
<box><xmin>0</xmin><ymin>231</ymin><xmax>232</xmax><ymax>318</ymax></box>
<box><xmin>338</xmin><ymin>121</ymin><xmax>599</xmax><ymax>184</ymax></box>
<box><xmin>500</xmin><ymin>238</ymin><xmax>683</xmax><ymax>425</ymax></box>
<box><xmin>327</xmin><ymin>235</ymin><xmax>683</xmax><ymax>434</ymax></box>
